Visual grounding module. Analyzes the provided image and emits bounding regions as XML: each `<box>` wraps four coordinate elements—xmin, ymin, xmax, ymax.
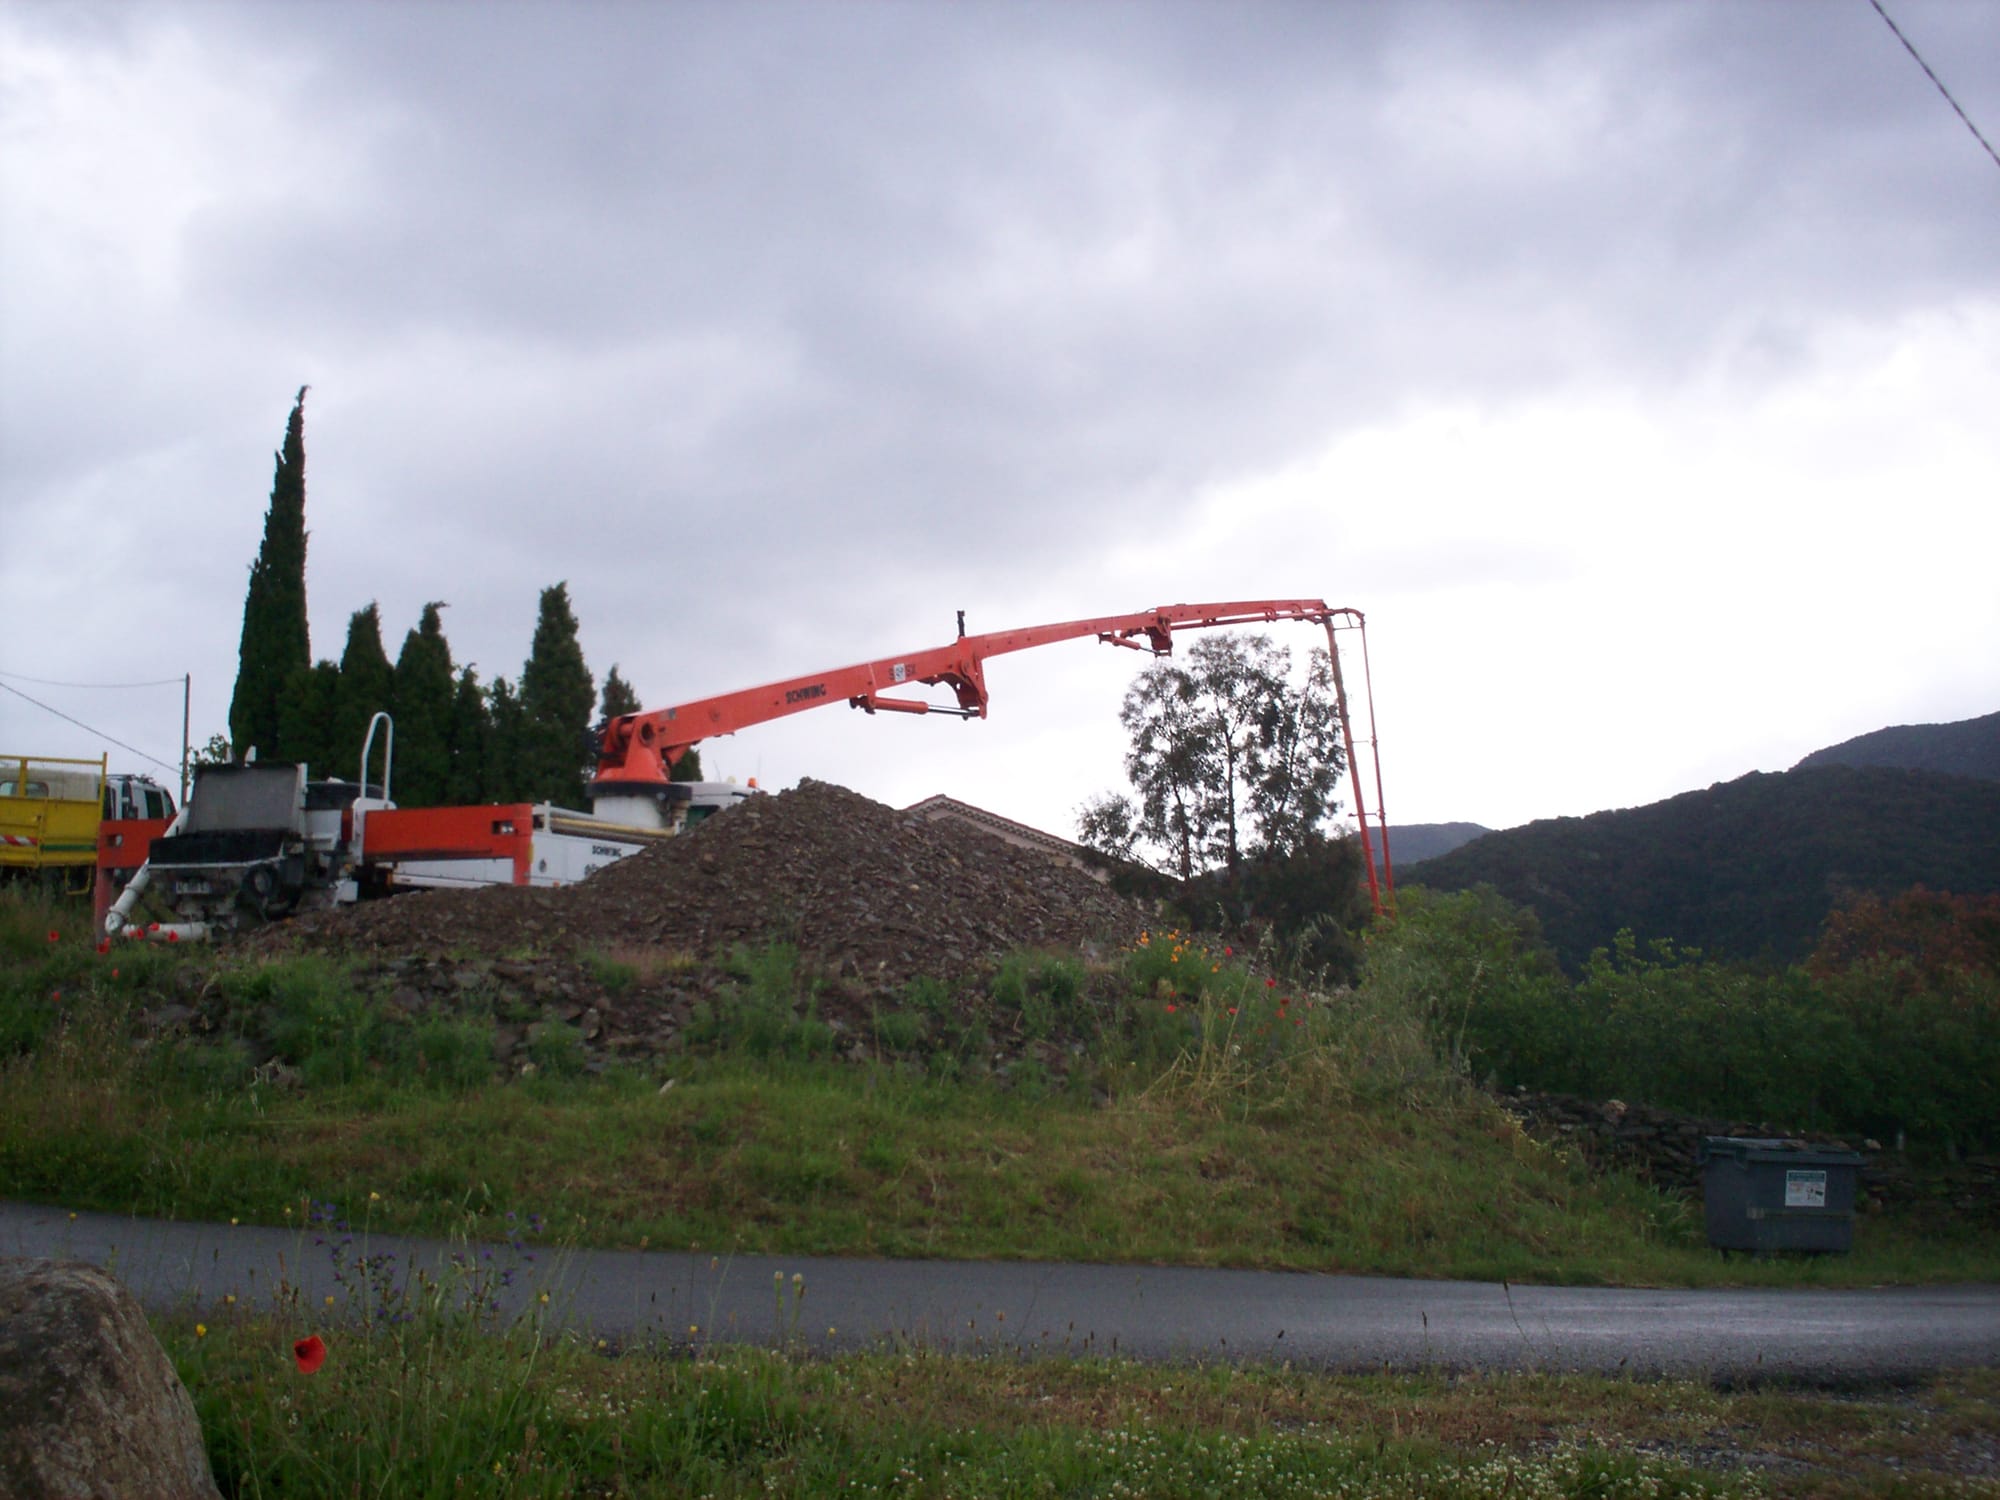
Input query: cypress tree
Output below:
<box><xmin>598</xmin><ymin>664</ymin><xmax>642</xmax><ymax>722</ymax></box>
<box><xmin>444</xmin><ymin>666</ymin><xmax>491</xmax><ymax>806</ymax></box>
<box><xmin>277</xmin><ymin>660</ymin><xmax>342</xmax><ymax>776</ymax></box>
<box><xmin>486</xmin><ymin>676</ymin><xmax>525</xmax><ymax>802</ymax></box>
<box><xmin>390</xmin><ymin>602</ymin><xmax>456</xmax><ymax>806</ymax></box>
<box><xmin>518</xmin><ymin>583</ymin><xmax>595</xmax><ymax>808</ymax></box>
<box><xmin>331</xmin><ymin>604</ymin><xmax>394</xmax><ymax>787</ymax></box>
<box><xmin>228</xmin><ymin>386</ymin><xmax>312</xmax><ymax>760</ymax></box>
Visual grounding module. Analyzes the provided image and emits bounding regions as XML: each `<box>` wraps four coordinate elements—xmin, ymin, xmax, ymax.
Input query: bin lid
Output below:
<box><xmin>1700</xmin><ymin>1135</ymin><xmax>1863</xmax><ymax>1166</ymax></box>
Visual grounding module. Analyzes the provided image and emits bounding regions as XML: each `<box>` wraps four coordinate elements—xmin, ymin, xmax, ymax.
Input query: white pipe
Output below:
<box><xmin>102</xmin><ymin>804</ymin><xmax>191</xmax><ymax>936</ymax></box>
<box><xmin>356</xmin><ymin>711</ymin><xmax>394</xmax><ymax>849</ymax></box>
<box><xmin>115</xmin><ymin>920</ymin><xmax>210</xmax><ymax>944</ymax></box>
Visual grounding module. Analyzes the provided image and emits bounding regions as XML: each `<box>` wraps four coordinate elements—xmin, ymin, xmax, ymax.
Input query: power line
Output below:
<box><xmin>0</xmin><ymin>679</ymin><xmax>180</xmax><ymax>774</ymax></box>
<box><xmin>1869</xmin><ymin>0</ymin><xmax>2000</xmax><ymax>176</ymax></box>
<box><xmin>0</xmin><ymin>668</ymin><xmax>186</xmax><ymax>692</ymax></box>
<box><xmin>0</xmin><ymin>668</ymin><xmax>186</xmax><ymax>690</ymax></box>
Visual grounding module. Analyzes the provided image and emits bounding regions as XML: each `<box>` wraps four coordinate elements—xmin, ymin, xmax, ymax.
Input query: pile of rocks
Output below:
<box><xmin>274</xmin><ymin>780</ymin><xmax>1147</xmax><ymax>986</ymax></box>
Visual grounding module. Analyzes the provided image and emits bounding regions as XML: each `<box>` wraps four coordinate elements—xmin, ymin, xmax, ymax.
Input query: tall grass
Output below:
<box><xmin>162</xmin><ymin>1265</ymin><xmax>1984</xmax><ymax>1500</ymax></box>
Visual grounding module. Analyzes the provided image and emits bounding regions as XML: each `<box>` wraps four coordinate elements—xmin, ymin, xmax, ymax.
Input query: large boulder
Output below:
<box><xmin>0</xmin><ymin>1257</ymin><xmax>221</xmax><ymax>1500</ymax></box>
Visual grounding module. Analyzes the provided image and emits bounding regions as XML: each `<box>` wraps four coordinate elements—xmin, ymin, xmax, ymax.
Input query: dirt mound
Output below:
<box><xmin>271</xmin><ymin>780</ymin><xmax>1148</xmax><ymax>985</ymax></box>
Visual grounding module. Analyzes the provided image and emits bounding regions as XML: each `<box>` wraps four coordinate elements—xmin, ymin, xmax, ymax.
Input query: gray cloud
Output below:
<box><xmin>2</xmin><ymin>0</ymin><xmax>1994</xmax><ymax>820</ymax></box>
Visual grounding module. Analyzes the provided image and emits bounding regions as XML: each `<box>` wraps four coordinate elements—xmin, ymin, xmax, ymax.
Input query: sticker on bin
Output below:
<box><xmin>1784</xmin><ymin>1169</ymin><xmax>1828</xmax><ymax>1208</ymax></box>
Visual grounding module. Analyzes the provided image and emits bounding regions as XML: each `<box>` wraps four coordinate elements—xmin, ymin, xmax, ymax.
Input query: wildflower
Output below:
<box><xmin>111</xmin><ymin>969</ymin><xmax>119</xmax><ymax>979</ymax></box>
<box><xmin>47</xmin><ymin>930</ymin><xmax>59</xmax><ymax>944</ymax></box>
<box><xmin>195</xmin><ymin>1323</ymin><xmax>207</xmax><ymax>1338</ymax></box>
<box><xmin>369</xmin><ymin>1191</ymin><xmax>380</xmax><ymax>1202</ymax></box>
<box><xmin>1227</xmin><ymin>1006</ymin><xmax>1237</xmax><ymax>1016</ymax></box>
<box><xmin>96</xmin><ymin>939</ymin><xmax>110</xmax><ymax>955</ymax></box>
<box><xmin>538</xmin><ymin>1291</ymin><xmax>550</xmax><ymax>1305</ymax></box>
<box><xmin>1223</xmin><ymin>946</ymin><xmax>1233</xmax><ymax>956</ymax></box>
<box><xmin>293</xmin><ymin>1334</ymin><xmax>327</xmax><ymax>1374</ymax></box>
<box><xmin>1165</xmin><ymin>1004</ymin><xmax>1177</xmax><ymax>1014</ymax></box>
<box><xmin>1265</xmin><ymin>977</ymin><xmax>1278</xmax><ymax>989</ymax></box>
<box><xmin>230</xmin><ymin>1218</ymin><xmax>238</xmax><ymax>1226</ymax></box>
<box><xmin>224</xmin><ymin>1294</ymin><xmax>236</xmax><ymax>1305</ymax></box>
<box><xmin>323</xmin><ymin>1295</ymin><xmax>334</xmax><ymax>1308</ymax></box>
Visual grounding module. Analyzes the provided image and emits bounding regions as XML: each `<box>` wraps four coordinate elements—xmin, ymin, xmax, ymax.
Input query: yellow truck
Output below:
<box><xmin>1</xmin><ymin>754</ymin><xmax>176</xmax><ymax>893</ymax></box>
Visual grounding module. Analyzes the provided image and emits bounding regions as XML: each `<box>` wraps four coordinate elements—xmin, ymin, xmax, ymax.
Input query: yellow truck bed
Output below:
<box><xmin>1</xmin><ymin>754</ymin><xmax>108</xmax><ymax>874</ymax></box>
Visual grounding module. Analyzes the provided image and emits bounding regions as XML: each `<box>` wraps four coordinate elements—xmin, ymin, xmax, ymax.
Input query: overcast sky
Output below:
<box><xmin>3</xmin><ymin>0</ymin><xmax>1995</xmax><ymax>847</ymax></box>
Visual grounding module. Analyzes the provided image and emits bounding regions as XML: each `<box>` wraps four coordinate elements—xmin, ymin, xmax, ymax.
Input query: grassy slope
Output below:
<box><xmin>1</xmin><ymin>925</ymin><xmax>1991</xmax><ymax>1288</ymax></box>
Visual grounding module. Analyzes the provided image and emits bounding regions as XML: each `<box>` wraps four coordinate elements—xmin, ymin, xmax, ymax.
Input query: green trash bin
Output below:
<box><xmin>1699</xmin><ymin>1136</ymin><xmax>1862</xmax><ymax>1253</ymax></box>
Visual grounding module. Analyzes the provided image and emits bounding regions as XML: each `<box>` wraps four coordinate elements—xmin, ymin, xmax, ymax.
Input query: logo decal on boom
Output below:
<box><xmin>784</xmin><ymin>683</ymin><xmax>828</xmax><ymax>705</ymax></box>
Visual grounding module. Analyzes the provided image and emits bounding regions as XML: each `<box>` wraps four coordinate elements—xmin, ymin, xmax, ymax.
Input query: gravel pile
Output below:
<box><xmin>271</xmin><ymin>780</ymin><xmax>1147</xmax><ymax>985</ymax></box>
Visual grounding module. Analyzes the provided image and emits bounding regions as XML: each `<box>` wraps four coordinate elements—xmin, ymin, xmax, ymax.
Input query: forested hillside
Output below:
<box><xmin>1793</xmin><ymin>709</ymin><xmax>2000</xmax><ymax>781</ymax></box>
<box><xmin>1406</xmin><ymin>765</ymin><xmax>2000</xmax><ymax>969</ymax></box>
<box><xmin>1386</xmin><ymin>822</ymin><xmax>1489</xmax><ymax>865</ymax></box>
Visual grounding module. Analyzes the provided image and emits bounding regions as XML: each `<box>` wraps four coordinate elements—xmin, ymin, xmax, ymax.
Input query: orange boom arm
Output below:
<box><xmin>590</xmin><ymin>597</ymin><xmax>1393</xmax><ymax>915</ymax></box>
<box><xmin>592</xmin><ymin>600</ymin><xmax>1338</xmax><ymax>784</ymax></box>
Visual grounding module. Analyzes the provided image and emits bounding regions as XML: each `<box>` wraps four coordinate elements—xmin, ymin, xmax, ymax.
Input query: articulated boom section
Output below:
<box><xmin>587</xmin><ymin>598</ymin><xmax>1392</xmax><ymax>914</ymax></box>
<box><xmin>592</xmin><ymin>600</ymin><xmax>1339</xmax><ymax>786</ymax></box>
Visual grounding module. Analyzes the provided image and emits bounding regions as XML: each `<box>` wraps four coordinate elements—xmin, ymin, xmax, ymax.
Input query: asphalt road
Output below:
<box><xmin>4</xmin><ymin>1200</ymin><xmax>1994</xmax><ymax>1382</ymax></box>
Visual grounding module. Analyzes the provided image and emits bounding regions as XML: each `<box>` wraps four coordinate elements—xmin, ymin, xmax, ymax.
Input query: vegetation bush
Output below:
<box><xmin>1385</xmin><ymin>885</ymin><xmax>2000</xmax><ymax>1149</ymax></box>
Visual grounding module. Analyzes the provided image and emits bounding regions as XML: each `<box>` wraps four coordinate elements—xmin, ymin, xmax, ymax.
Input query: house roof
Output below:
<box><xmin>904</xmin><ymin>794</ymin><xmax>1085</xmax><ymax>859</ymax></box>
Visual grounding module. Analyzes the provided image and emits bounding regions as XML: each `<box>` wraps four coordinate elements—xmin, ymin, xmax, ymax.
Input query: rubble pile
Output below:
<box><xmin>276</xmin><ymin>780</ymin><xmax>1147</xmax><ymax>984</ymax></box>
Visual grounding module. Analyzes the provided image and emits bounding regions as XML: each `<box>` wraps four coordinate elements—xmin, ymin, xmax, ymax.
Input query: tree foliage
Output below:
<box><xmin>227</xmin><ymin>386</ymin><xmax>312</xmax><ymax>760</ymax></box>
<box><xmin>1378</xmin><ymin>885</ymin><xmax>2000</xmax><ymax>1149</ymax></box>
<box><xmin>390</xmin><ymin>603</ymin><xmax>457</xmax><ymax>806</ymax></box>
<box><xmin>1081</xmin><ymin>633</ymin><xmax>1345</xmax><ymax>879</ymax></box>
<box><xmin>330</xmin><ymin>605</ymin><xmax>394</xmax><ymax>786</ymax></box>
<box><xmin>444</xmin><ymin>666</ymin><xmax>491</xmax><ymax>806</ymax></box>
<box><xmin>517</xmin><ymin>583</ymin><xmax>596</xmax><ymax>808</ymax></box>
<box><xmin>1410</xmin><ymin>766</ymin><xmax>2000</xmax><ymax>971</ymax></box>
<box><xmin>598</xmin><ymin>664</ymin><xmax>642</xmax><ymax>722</ymax></box>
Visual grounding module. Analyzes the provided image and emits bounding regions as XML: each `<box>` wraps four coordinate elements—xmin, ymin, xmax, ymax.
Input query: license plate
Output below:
<box><xmin>175</xmin><ymin>878</ymin><xmax>213</xmax><ymax>895</ymax></box>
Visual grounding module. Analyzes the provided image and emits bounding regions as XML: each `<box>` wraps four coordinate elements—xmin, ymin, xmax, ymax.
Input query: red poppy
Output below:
<box><xmin>46</xmin><ymin>930</ymin><xmax>59</xmax><ymax>944</ymax></box>
<box><xmin>96</xmin><ymin>939</ymin><xmax>111</xmax><ymax>955</ymax></box>
<box><xmin>1265</xmin><ymin>977</ymin><xmax>1277</xmax><ymax>988</ymax></box>
<box><xmin>293</xmin><ymin>1334</ymin><xmax>327</xmax><ymax>1374</ymax></box>
<box><xmin>1223</xmin><ymin>946</ymin><xmax>1233</xmax><ymax>957</ymax></box>
<box><xmin>1165</xmin><ymin>1003</ymin><xmax>1177</xmax><ymax>1013</ymax></box>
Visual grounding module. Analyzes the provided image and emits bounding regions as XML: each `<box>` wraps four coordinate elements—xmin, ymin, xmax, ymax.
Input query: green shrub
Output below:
<box><xmin>526</xmin><ymin>1021</ymin><xmax>584</xmax><ymax>1078</ymax></box>
<box><xmin>582</xmin><ymin>951</ymin><xmax>638</xmax><ymax>994</ymax></box>
<box><xmin>871</xmin><ymin>1007</ymin><xmax>923</xmax><ymax>1053</ymax></box>
<box><xmin>415</xmin><ymin>1015</ymin><xmax>495</xmax><ymax>1090</ymax></box>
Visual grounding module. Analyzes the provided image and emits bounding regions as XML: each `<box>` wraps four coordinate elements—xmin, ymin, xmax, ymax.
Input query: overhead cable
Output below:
<box><xmin>1869</xmin><ymin>0</ymin><xmax>2000</xmax><ymax>175</ymax></box>
<box><xmin>0</xmin><ymin>668</ymin><xmax>186</xmax><ymax>690</ymax></box>
<box><xmin>0</xmin><ymin>680</ymin><xmax>180</xmax><ymax>774</ymax></box>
